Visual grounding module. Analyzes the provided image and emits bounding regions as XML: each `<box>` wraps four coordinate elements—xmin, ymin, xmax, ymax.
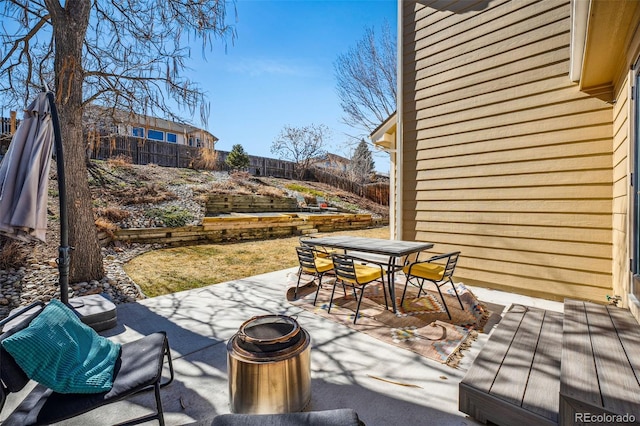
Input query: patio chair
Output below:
<box><xmin>329</xmin><ymin>253</ymin><xmax>388</xmax><ymax>324</ymax></box>
<box><xmin>0</xmin><ymin>301</ymin><xmax>174</xmax><ymax>426</ymax></box>
<box><xmin>401</xmin><ymin>251</ymin><xmax>463</xmax><ymax>320</ymax></box>
<box><xmin>295</xmin><ymin>246</ymin><xmax>334</xmax><ymax>303</ymax></box>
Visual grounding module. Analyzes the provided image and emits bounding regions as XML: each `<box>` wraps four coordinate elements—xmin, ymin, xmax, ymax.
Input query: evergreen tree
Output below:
<box><xmin>350</xmin><ymin>139</ymin><xmax>375</xmax><ymax>182</ymax></box>
<box><xmin>226</xmin><ymin>144</ymin><xmax>250</xmax><ymax>170</ymax></box>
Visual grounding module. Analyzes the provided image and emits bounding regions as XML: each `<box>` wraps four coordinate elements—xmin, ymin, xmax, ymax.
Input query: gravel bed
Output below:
<box><xmin>0</xmin><ymin>243</ymin><xmax>161</xmax><ymax>319</ymax></box>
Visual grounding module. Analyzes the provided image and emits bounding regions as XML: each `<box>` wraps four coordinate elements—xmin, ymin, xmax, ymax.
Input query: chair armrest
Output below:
<box><xmin>422</xmin><ymin>253</ymin><xmax>450</xmax><ymax>263</ymax></box>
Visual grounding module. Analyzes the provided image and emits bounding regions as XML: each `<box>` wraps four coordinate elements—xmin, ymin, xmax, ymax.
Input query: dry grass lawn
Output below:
<box><xmin>125</xmin><ymin>226</ymin><xmax>390</xmax><ymax>297</ymax></box>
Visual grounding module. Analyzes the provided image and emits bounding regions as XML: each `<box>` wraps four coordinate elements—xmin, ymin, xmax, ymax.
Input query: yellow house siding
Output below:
<box><xmin>402</xmin><ymin>0</ymin><xmax>614</xmax><ymax>302</ymax></box>
<box><xmin>612</xmin><ymin>63</ymin><xmax>631</xmax><ymax>306</ymax></box>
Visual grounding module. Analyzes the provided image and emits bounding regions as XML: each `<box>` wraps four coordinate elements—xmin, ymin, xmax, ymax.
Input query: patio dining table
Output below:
<box><xmin>300</xmin><ymin>236</ymin><xmax>434</xmax><ymax>313</ymax></box>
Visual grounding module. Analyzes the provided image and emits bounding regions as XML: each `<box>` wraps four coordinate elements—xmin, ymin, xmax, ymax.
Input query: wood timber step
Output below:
<box><xmin>459</xmin><ymin>304</ymin><xmax>562</xmax><ymax>426</ymax></box>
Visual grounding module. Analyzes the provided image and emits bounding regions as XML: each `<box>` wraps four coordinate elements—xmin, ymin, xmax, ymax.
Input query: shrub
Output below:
<box><xmin>95</xmin><ymin>207</ymin><xmax>130</xmax><ymax>223</ymax></box>
<box><xmin>229</xmin><ymin>170</ymin><xmax>251</xmax><ymax>181</ymax></box>
<box><xmin>106</xmin><ymin>155</ymin><xmax>133</xmax><ymax>168</ymax></box>
<box><xmin>285</xmin><ymin>183</ymin><xmax>324</xmax><ymax>197</ymax></box>
<box><xmin>0</xmin><ymin>237</ymin><xmax>29</xmax><ymax>270</ymax></box>
<box><xmin>192</xmin><ymin>148</ymin><xmax>219</xmax><ymax>171</ymax></box>
<box><xmin>95</xmin><ymin>217</ymin><xmax>118</xmax><ymax>238</ymax></box>
<box><xmin>145</xmin><ymin>206</ymin><xmax>194</xmax><ymax>227</ymax></box>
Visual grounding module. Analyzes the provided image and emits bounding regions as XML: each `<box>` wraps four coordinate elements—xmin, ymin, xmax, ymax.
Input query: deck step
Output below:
<box><xmin>459</xmin><ymin>304</ymin><xmax>562</xmax><ymax>426</ymax></box>
<box><xmin>560</xmin><ymin>300</ymin><xmax>640</xmax><ymax>425</ymax></box>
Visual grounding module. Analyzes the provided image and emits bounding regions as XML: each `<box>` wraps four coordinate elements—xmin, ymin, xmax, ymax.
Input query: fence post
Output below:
<box><xmin>10</xmin><ymin>111</ymin><xmax>16</xmax><ymax>134</ymax></box>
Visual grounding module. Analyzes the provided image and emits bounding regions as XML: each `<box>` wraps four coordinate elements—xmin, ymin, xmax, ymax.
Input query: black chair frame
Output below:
<box><xmin>295</xmin><ymin>246</ymin><xmax>337</xmax><ymax>305</ymax></box>
<box><xmin>401</xmin><ymin>251</ymin><xmax>463</xmax><ymax>320</ymax></box>
<box><xmin>329</xmin><ymin>253</ymin><xmax>388</xmax><ymax>324</ymax></box>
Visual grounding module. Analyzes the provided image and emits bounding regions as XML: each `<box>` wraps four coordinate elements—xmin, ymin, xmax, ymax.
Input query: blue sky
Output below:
<box><xmin>183</xmin><ymin>0</ymin><xmax>396</xmax><ymax>171</ymax></box>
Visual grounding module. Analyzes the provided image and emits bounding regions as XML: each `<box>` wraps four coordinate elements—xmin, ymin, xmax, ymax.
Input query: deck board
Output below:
<box><xmin>608</xmin><ymin>305</ymin><xmax>640</xmax><ymax>382</ymax></box>
<box><xmin>460</xmin><ymin>304</ymin><xmax>526</xmax><ymax>392</ymax></box>
<box><xmin>522</xmin><ymin>310</ymin><xmax>562</xmax><ymax>422</ymax></box>
<box><xmin>560</xmin><ymin>300</ymin><xmax>600</xmax><ymax>406</ymax></box>
<box><xmin>490</xmin><ymin>307</ymin><xmax>544</xmax><ymax>406</ymax></box>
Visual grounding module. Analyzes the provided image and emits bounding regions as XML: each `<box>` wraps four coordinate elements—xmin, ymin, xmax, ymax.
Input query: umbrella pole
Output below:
<box><xmin>45</xmin><ymin>92</ymin><xmax>70</xmax><ymax>305</ymax></box>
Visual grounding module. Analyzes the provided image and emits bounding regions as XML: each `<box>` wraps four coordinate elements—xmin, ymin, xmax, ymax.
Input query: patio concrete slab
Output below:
<box><xmin>1</xmin><ymin>268</ymin><xmax>564</xmax><ymax>425</ymax></box>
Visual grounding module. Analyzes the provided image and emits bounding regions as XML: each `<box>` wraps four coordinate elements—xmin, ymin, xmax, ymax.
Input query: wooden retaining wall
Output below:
<box><xmin>206</xmin><ymin>194</ymin><xmax>299</xmax><ymax>214</ymax></box>
<box><xmin>113</xmin><ymin>213</ymin><xmax>387</xmax><ymax>245</ymax></box>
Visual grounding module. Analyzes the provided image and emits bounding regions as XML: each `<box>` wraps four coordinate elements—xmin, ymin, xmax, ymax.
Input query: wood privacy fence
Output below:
<box><xmin>310</xmin><ymin>167</ymin><xmax>389</xmax><ymax>206</ymax></box>
<box><xmin>0</xmin><ymin>116</ymin><xmax>17</xmax><ymax>135</ymax></box>
<box><xmin>89</xmin><ymin>135</ymin><xmax>201</xmax><ymax>168</ymax></box>
<box><xmin>88</xmin><ymin>135</ymin><xmax>298</xmax><ymax>179</ymax></box>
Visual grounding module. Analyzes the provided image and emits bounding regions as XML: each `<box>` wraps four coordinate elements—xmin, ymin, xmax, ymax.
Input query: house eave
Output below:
<box><xmin>370</xmin><ymin>112</ymin><xmax>397</xmax><ymax>151</ymax></box>
<box><xmin>571</xmin><ymin>0</ymin><xmax>640</xmax><ymax>101</ymax></box>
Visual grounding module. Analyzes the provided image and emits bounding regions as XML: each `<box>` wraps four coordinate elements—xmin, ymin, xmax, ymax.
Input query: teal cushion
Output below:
<box><xmin>1</xmin><ymin>299</ymin><xmax>121</xmax><ymax>394</ymax></box>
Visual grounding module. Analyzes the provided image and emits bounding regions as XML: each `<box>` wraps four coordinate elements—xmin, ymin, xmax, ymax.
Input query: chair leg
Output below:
<box><xmin>294</xmin><ymin>267</ymin><xmax>303</xmax><ymax>299</ymax></box>
<box><xmin>380</xmin><ymin>279</ymin><xmax>388</xmax><ymax>310</ymax></box>
<box><xmin>353</xmin><ymin>286</ymin><xmax>365</xmax><ymax>324</ymax></box>
<box><xmin>154</xmin><ymin>381</ymin><xmax>165</xmax><ymax>426</ymax></box>
<box><xmin>400</xmin><ymin>277</ymin><xmax>411</xmax><ymax>307</ymax></box>
<box><xmin>327</xmin><ymin>279</ymin><xmax>340</xmax><ymax>314</ymax></box>
<box><xmin>434</xmin><ymin>283</ymin><xmax>452</xmax><ymax>320</ymax></box>
<box><xmin>416</xmin><ymin>278</ymin><xmax>425</xmax><ymax>298</ymax></box>
<box><xmin>448</xmin><ymin>279</ymin><xmax>464</xmax><ymax>310</ymax></box>
<box><xmin>161</xmin><ymin>340</ymin><xmax>175</xmax><ymax>388</ymax></box>
<box><xmin>313</xmin><ymin>274</ymin><xmax>323</xmax><ymax>305</ymax></box>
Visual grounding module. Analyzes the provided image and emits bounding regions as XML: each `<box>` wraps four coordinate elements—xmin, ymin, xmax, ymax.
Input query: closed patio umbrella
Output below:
<box><xmin>0</xmin><ymin>91</ymin><xmax>71</xmax><ymax>303</ymax></box>
<box><xmin>0</xmin><ymin>92</ymin><xmax>54</xmax><ymax>242</ymax></box>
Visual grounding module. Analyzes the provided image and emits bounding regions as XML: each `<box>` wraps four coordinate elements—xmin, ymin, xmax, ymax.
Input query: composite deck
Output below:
<box><xmin>460</xmin><ymin>300</ymin><xmax>640</xmax><ymax>426</ymax></box>
<box><xmin>459</xmin><ymin>304</ymin><xmax>563</xmax><ymax>426</ymax></box>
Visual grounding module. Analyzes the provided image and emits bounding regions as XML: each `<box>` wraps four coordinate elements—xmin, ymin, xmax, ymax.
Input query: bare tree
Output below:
<box><xmin>334</xmin><ymin>21</ymin><xmax>396</xmax><ymax>134</ymax></box>
<box><xmin>0</xmin><ymin>1</ymin><xmax>235</xmax><ymax>282</ymax></box>
<box><xmin>271</xmin><ymin>124</ymin><xmax>329</xmax><ymax>180</ymax></box>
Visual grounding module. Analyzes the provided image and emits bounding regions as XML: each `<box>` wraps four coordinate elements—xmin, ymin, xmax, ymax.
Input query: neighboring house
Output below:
<box><xmin>312</xmin><ymin>153</ymin><xmax>351</xmax><ymax>174</ymax></box>
<box><xmin>84</xmin><ymin>106</ymin><xmax>218</xmax><ymax>149</ymax></box>
<box><xmin>376</xmin><ymin>0</ymin><xmax>640</xmax><ymax>319</ymax></box>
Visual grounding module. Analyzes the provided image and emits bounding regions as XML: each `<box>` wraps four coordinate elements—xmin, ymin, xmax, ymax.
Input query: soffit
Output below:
<box><xmin>580</xmin><ymin>0</ymin><xmax>640</xmax><ymax>97</ymax></box>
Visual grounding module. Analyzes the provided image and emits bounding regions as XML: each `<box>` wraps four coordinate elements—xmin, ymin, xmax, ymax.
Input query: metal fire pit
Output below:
<box><xmin>227</xmin><ymin>315</ymin><xmax>311</xmax><ymax>414</ymax></box>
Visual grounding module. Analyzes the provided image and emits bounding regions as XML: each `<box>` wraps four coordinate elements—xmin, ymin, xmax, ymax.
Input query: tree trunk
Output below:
<box><xmin>48</xmin><ymin>0</ymin><xmax>104</xmax><ymax>282</ymax></box>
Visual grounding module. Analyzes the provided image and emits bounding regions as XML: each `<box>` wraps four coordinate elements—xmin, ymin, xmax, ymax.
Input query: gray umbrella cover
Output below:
<box><xmin>0</xmin><ymin>92</ymin><xmax>54</xmax><ymax>242</ymax></box>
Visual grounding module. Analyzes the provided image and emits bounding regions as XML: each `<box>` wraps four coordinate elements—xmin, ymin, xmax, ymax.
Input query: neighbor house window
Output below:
<box><xmin>167</xmin><ymin>133</ymin><xmax>177</xmax><ymax>143</ymax></box>
<box><xmin>132</xmin><ymin>127</ymin><xmax>144</xmax><ymax>138</ymax></box>
<box><xmin>147</xmin><ymin>129</ymin><xmax>164</xmax><ymax>141</ymax></box>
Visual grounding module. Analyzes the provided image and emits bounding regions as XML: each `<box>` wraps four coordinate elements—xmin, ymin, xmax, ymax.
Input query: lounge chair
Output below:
<box><xmin>0</xmin><ymin>301</ymin><xmax>174</xmax><ymax>425</ymax></box>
